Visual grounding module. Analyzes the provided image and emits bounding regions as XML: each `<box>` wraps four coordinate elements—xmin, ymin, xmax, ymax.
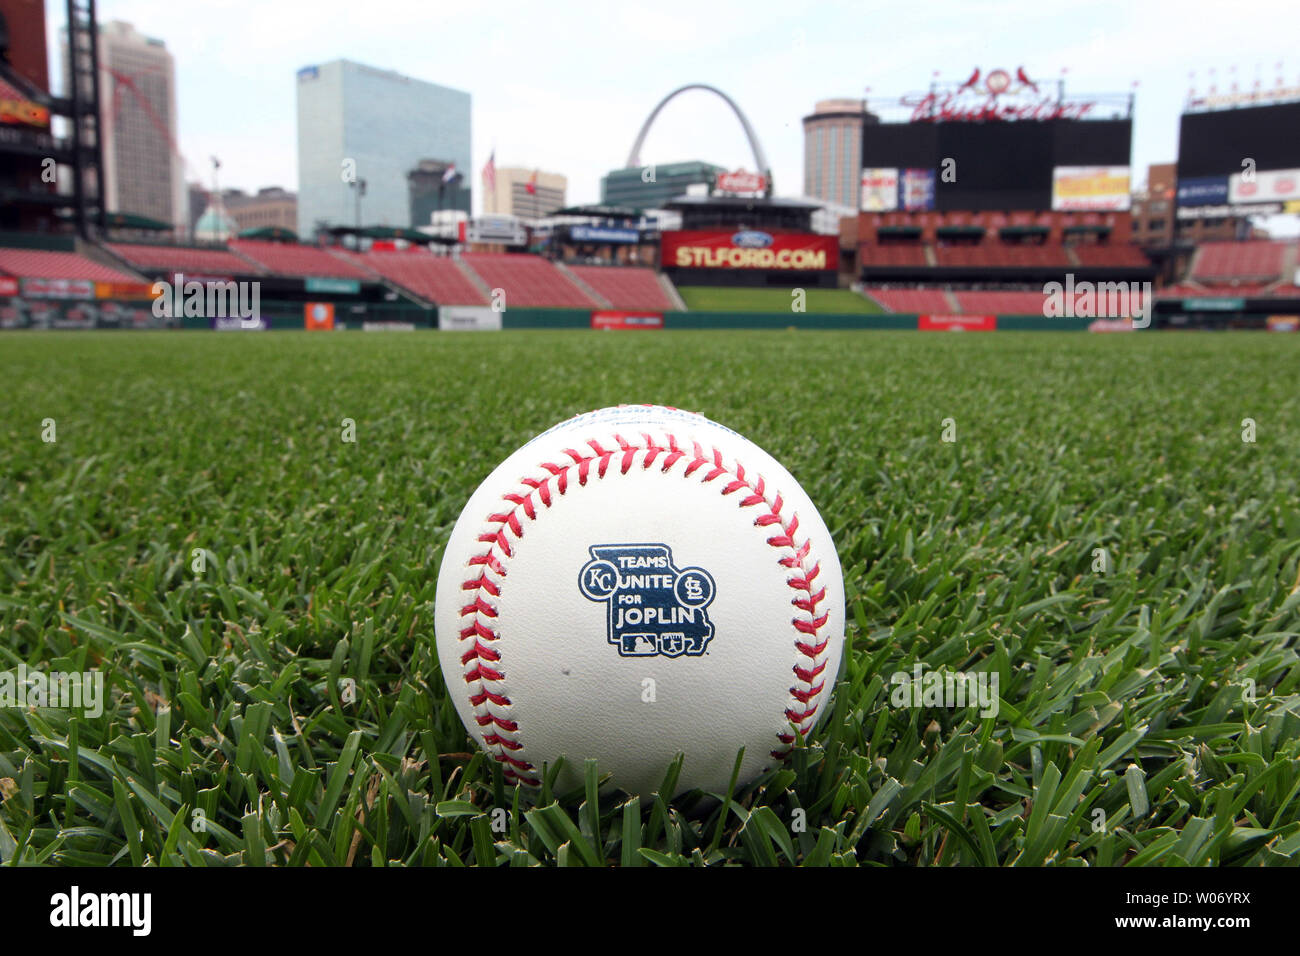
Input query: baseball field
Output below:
<box><xmin>2</xmin><ymin>330</ymin><xmax>1298</xmax><ymax>866</ymax></box>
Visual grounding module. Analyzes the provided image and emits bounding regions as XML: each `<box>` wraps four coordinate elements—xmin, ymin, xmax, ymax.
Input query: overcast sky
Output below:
<box><xmin>48</xmin><ymin>0</ymin><xmax>1300</xmax><ymax>226</ymax></box>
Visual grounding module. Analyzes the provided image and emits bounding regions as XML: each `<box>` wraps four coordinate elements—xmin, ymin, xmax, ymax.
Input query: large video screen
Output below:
<box><xmin>861</xmin><ymin>118</ymin><xmax>1131</xmax><ymax>211</ymax></box>
<box><xmin>1176</xmin><ymin>103</ymin><xmax>1300</xmax><ymax>212</ymax></box>
<box><xmin>1177</xmin><ymin>103</ymin><xmax>1300</xmax><ymax>179</ymax></box>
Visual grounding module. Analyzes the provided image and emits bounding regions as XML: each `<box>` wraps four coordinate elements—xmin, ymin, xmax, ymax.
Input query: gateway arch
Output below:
<box><xmin>625</xmin><ymin>84</ymin><xmax>772</xmax><ymax>193</ymax></box>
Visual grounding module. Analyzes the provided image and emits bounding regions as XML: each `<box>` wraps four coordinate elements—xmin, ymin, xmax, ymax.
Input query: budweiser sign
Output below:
<box><xmin>715</xmin><ymin>169</ymin><xmax>768</xmax><ymax>194</ymax></box>
<box><xmin>901</xmin><ymin>66</ymin><xmax>1095</xmax><ymax>123</ymax></box>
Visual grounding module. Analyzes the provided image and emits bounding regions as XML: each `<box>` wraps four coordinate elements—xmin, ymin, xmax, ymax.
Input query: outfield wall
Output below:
<box><xmin>493</xmin><ymin>310</ymin><xmax>1098</xmax><ymax>332</ymax></box>
<box><xmin>0</xmin><ymin>300</ymin><xmax>1107</xmax><ymax>332</ymax></box>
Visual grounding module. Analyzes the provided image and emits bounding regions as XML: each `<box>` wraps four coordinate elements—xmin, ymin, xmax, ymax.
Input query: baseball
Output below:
<box><xmin>434</xmin><ymin>405</ymin><xmax>845</xmax><ymax>798</ymax></box>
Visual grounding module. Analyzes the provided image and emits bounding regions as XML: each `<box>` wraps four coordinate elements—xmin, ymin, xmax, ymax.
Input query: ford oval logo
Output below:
<box><xmin>732</xmin><ymin>231</ymin><xmax>772</xmax><ymax>248</ymax></box>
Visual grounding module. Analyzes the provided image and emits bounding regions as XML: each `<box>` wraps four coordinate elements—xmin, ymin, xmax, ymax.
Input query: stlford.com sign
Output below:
<box><xmin>659</xmin><ymin>230</ymin><xmax>838</xmax><ymax>270</ymax></box>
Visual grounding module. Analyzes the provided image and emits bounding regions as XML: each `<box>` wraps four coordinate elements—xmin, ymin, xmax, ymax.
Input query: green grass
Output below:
<box><xmin>676</xmin><ymin>285</ymin><xmax>884</xmax><ymax>313</ymax></box>
<box><xmin>1</xmin><ymin>329</ymin><xmax>1298</xmax><ymax>867</ymax></box>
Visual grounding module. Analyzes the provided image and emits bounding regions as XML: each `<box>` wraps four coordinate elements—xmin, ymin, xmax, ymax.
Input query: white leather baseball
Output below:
<box><xmin>434</xmin><ymin>405</ymin><xmax>844</xmax><ymax>798</ymax></box>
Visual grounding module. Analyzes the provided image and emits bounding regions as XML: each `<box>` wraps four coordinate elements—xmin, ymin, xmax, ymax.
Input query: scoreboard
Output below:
<box><xmin>861</xmin><ymin>118</ymin><xmax>1132</xmax><ymax>212</ymax></box>
<box><xmin>1176</xmin><ymin>102</ymin><xmax>1300</xmax><ymax>215</ymax></box>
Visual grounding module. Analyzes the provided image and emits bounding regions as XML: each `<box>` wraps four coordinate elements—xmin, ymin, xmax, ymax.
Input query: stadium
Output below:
<box><xmin>1</xmin><ymin>0</ymin><xmax>1298</xmax><ymax>895</ymax></box>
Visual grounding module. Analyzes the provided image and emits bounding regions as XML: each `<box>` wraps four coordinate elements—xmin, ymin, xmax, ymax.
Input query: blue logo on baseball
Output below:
<box><xmin>579</xmin><ymin>544</ymin><xmax>716</xmax><ymax>658</ymax></box>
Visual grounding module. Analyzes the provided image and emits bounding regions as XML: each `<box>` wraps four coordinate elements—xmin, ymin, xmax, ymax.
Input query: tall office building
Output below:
<box><xmin>803</xmin><ymin>99</ymin><xmax>874</xmax><ymax>210</ymax></box>
<box><xmin>224</xmin><ymin>186</ymin><xmax>298</xmax><ymax>233</ymax></box>
<box><xmin>89</xmin><ymin>21</ymin><xmax>185</xmax><ymax>231</ymax></box>
<box><xmin>296</xmin><ymin>59</ymin><xmax>470</xmax><ymax>235</ymax></box>
<box><xmin>601</xmin><ymin>160</ymin><xmax>723</xmax><ymax>209</ymax></box>
<box><xmin>485</xmin><ymin>167</ymin><xmax>566</xmax><ymax>219</ymax></box>
<box><xmin>407</xmin><ymin>159</ymin><xmax>471</xmax><ymax>226</ymax></box>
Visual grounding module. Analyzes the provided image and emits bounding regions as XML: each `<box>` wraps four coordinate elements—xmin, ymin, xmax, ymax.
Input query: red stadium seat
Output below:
<box><xmin>953</xmin><ymin>291</ymin><xmax>1046</xmax><ymax>315</ymax></box>
<box><xmin>1191</xmin><ymin>241</ymin><xmax>1288</xmax><ymax>282</ymax></box>
<box><xmin>347</xmin><ymin>251</ymin><xmax>488</xmax><ymax>305</ymax></box>
<box><xmin>934</xmin><ymin>243</ymin><xmax>1070</xmax><ymax>268</ymax></box>
<box><xmin>0</xmin><ymin>248</ymin><xmax>141</xmax><ymax>283</ymax></box>
<box><xmin>105</xmin><ymin>243</ymin><xmax>263</xmax><ymax>276</ymax></box>
<box><xmin>461</xmin><ymin>254</ymin><xmax>598</xmax><ymax>308</ymax></box>
<box><xmin>859</xmin><ymin>244</ymin><xmax>928</xmax><ymax>267</ymax></box>
<box><xmin>1070</xmin><ymin>245</ymin><xmax>1150</xmax><ymax>268</ymax></box>
<box><xmin>227</xmin><ymin>240</ymin><xmax>371</xmax><ymax>280</ymax></box>
<box><xmin>567</xmin><ymin>266</ymin><xmax>674</xmax><ymax>310</ymax></box>
<box><xmin>864</xmin><ymin>288</ymin><xmax>952</xmax><ymax>313</ymax></box>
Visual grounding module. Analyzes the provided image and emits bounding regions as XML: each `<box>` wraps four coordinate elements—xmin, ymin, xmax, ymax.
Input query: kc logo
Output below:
<box><xmin>579</xmin><ymin>544</ymin><xmax>716</xmax><ymax>657</ymax></box>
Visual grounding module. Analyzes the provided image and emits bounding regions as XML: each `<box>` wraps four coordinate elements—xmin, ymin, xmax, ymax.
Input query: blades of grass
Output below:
<box><xmin>746</xmin><ymin>806</ymin><xmax>797</xmax><ymax>865</ymax></box>
<box><xmin>1124</xmin><ymin>764</ymin><xmax>1150</xmax><ymax>819</ymax></box>
<box><xmin>315</xmin><ymin>729</ymin><xmax>362</xmax><ymax>828</ymax></box>
<box><xmin>619</xmin><ymin>798</ymin><xmax>643</xmax><ymax>868</ymax></box>
<box><xmin>110</xmin><ymin>777</ymin><xmax>144</xmax><ymax>867</ymax></box>
<box><xmin>923</xmin><ymin>801</ymin><xmax>991</xmax><ymax>866</ymax></box>
<box><xmin>580</xmin><ymin>759</ymin><xmax>604</xmax><ymax>866</ymax></box>
<box><xmin>470</xmin><ymin>814</ymin><xmax>497</xmax><ymax>867</ymax></box>
<box><xmin>708</xmin><ymin>747</ymin><xmax>745</xmax><ymax>854</ymax></box>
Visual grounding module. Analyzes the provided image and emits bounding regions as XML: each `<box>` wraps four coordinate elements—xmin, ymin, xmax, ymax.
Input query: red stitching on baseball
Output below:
<box><xmin>457</xmin><ymin>430</ymin><xmax>831</xmax><ymax>784</ymax></box>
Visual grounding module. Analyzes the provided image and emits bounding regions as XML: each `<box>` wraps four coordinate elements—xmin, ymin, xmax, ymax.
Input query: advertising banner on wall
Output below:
<box><xmin>1228</xmin><ymin>167</ymin><xmax>1300</xmax><ymax>205</ymax></box>
<box><xmin>1087</xmin><ymin>318</ymin><xmax>1135</xmax><ymax>332</ymax></box>
<box><xmin>1051</xmin><ymin>166</ymin><xmax>1131</xmax><ymax>211</ymax></box>
<box><xmin>21</xmin><ymin>278</ymin><xmax>96</xmax><ymax>300</ymax></box>
<box><xmin>659</xmin><ymin>231</ymin><xmax>839</xmax><ymax>271</ymax></box>
<box><xmin>1176</xmin><ymin>176</ymin><xmax>1229</xmax><ymax>207</ymax></box>
<box><xmin>438</xmin><ymin>305</ymin><xmax>502</xmax><ymax>330</ymax></box>
<box><xmin>591</xmin><ymin>310</ymin><xmax>663</xmax><ymax>330</ymax></box>
<box><xmin>715</xmin><ymin>169</ymin><xmax>769</xmax><ymax>194</ymax></box>
<box><xmin>919</xmin><ymin>314</ymin><xmax>997</xmax><ymax>331</ymax></box>
<box><xmin>212</xmin><ymin>315</ymin><xmax>269</xmax><ymax>330</ymax></box>
<box><xmin>860</xmin><ymin>168</ymin><xmax>899</xmax><ymax>211</ymax></box>
<box><xmin>304</xmin><ymin>277</ymin><xmax>360</xmax><ymax>295</ymax></box>
<box><xmin>571</xmin><ymin>226</ymin><xmax>640</xmax><ymax>243</ymax></box>
<box><xmin>467</xmin><ymin>216</ymin><xmax>527</xmax><ymax>246</ymax></box>
<box><xmin>899</xmin><ymin>168</ymin><xmax>936</xmax><ymax>211</ymax></box>
<box><xmin>304</xmin><ymin>302</ymin><xmax>335</xmax><ymax>330</ymax></box>
<box><xmin>362</xmin><ymin>321</ymin><xmax>417</xmax><ymax>331</ymax></box>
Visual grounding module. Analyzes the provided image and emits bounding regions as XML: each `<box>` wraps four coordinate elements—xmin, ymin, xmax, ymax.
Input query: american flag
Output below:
<box><xmin>481</xmin><ymin>151</ymin><xmax>496</xmax><ymax>192</ymax></box>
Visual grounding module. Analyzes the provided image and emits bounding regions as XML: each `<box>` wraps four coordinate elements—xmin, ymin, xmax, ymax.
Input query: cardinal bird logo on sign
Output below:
<box><xmin>579</xmin><ymin>544</ymin><xmax>716</xmax><ymax>658</ymax></box>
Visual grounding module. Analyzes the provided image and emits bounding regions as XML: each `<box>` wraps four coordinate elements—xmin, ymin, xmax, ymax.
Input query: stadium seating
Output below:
<box><xmin>1191</xmin><ymin>241</ymin><xmax>1288</xmax><ymax>282</ymax></box>
<box><xmin>953</xmin><ymin>291</ymin><xmax>1046</xmax><ymax>315</ymax></box>
<box><xmin>227</xmin><ymin>240</ymin><xmax>371</xmax><ymax>279</ymax></box>
<box><xmin>955</xmin><ymin>288</ymin><xmax>1145</xmax><ymax>317</ymax></box>
<box><xmin>864</xmin><ymin>288</ymin><xmax>952</xmax><ymax>313</ymax></box>
<box><xmin>567</xmin><ymin>266</ymin><xmax>674</xmax><ymax>310</ymax></box>
<box><xmin>1164</xmin><ymin>282</ymin><xmax>1275</xmax><ymax>298</ymax></box>
<box><xmin>1070</xmin><ymin>245</ymin><xmax>1150</xmax><ymax>268</ymax></box>
<box><xmin>860</xmin><ymin>287</ymin><xmax>1146</xmax><ymax>316</ymax></box>
<box><xmin>859</xmin><ymin>244</ymin><xmax>928</xmax><ymax>267</ymax></box>
<box><xmin>461</xmin><ymin>254</ymin><xmax>597</xmax><ymax>308</ymax></box>
<box><xmin>934</xmin><ymin>244</ymin><xmax>1069</xmax><ymax>268</ymax></box>
<box><xmin>348</xmin><ymin>251</ymin><xmax>488</xmax><ymax>305</ymax></box>
<box><xmin>105</xmin><ymin>243</ymin><xmax>263</xmax><ymax>276</ymax></box>
<box><xmin>0</xmin><ymin>248</ymin><xmax>141</xmax><ymax>283</ymax></box>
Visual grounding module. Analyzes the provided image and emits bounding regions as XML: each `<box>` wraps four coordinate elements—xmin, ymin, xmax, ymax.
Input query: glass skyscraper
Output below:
<box><xmin>296</xmin><ymin>59</ymin><xmax>470</xmax><ymax>235</ymax></box>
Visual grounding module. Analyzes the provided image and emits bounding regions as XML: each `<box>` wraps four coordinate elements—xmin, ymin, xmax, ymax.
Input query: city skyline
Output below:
<box><xmin>42</xmin><ymin>0</ymin><xmax>1300</xmax><ymax>235</ymax></box>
